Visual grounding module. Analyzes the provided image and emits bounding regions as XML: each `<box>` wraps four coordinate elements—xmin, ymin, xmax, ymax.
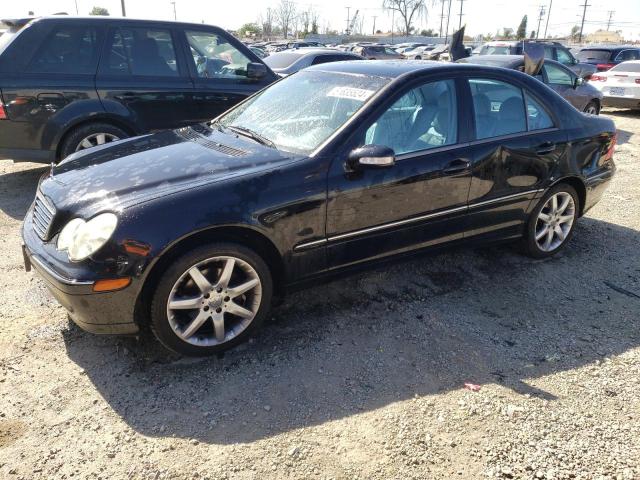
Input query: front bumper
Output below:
<box><xmin>22</xmin><ymin>219</ymin><xmax>140</xmax><ymax>335</ymax></box>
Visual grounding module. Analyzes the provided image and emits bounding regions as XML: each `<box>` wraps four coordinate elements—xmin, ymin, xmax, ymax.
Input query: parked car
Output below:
<box><xmin>264</xmin><ymin>48</ymin><xmax>363</xmax><ymax>76</ymax></box>
<box><xmin>22</xmin><ymin>61</ymin><xmax>617</xmax><ymax>356</ymax></box>
<box><xmin>395</xmin><ymin>43</ymin><xmax>430</xmax><ymax>54</ymax></box>
<box><xmin>0</xmin><ymin>16</ymin><xmax>277</xmax><ymax>162</ymax></box>
<box><xmin>265</xmin><ymin>41</ymin><xmax>324</xmax><ymax>54</ymax></box>
<box><xmin>576</xmin><ymin>46</ymin><xmax>640</xmax><ymax>72</ymax></box>
<box><xmin>353</xmin><ymin>45</ymin><xmax>404</xmax><ymax>60</ymax></box>
<box><xmin>478</xmin><ymin>40</ymin><xmax>596</xmax><ymax>78</ymax></box>
<box><xmin>249</xmin><ymin>45</ymin><xmax>267</xmax><ymax>58</ymax></box>
<box><xmin>402</xmin><ymin>45</ymin><xmax>436</xmax><ymax>60</ymax></box>
<box><xmin>458</xmin><ymin>55</ymin><xmax>603</xmax><ymax>114</ymax></box>
<box><xmin>589</xmin><ymin>60</ymin><xmax>640</xmax><ymax>109</ymax></box>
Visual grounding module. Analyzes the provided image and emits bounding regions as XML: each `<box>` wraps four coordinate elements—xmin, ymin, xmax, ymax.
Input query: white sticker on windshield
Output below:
<box><xmin>327</xmin><ymin>86</ymin><xmax>375</xmax><ymax>101</ymax></box>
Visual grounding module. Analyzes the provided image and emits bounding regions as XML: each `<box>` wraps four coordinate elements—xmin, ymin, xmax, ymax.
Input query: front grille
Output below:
<box><xmin>176</xmin><ymin>127</ymin><xmax>248</xmax><ymax>157</ymax></box>
<box><xmin>32</xmin><ymin>193</ymin><xmax>56</xmax><ymax>240</ymax></box>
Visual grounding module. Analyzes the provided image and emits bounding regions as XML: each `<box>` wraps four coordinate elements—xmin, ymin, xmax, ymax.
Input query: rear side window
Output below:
<box><xmin>525</xmin><ymin>92</ymin><xmax>554</xmax><ymax>130</ymax></box>
<box><xmin>27</xmin><ymin>25</ymin><xmax>101</xmax><ymax>74</ymax></box>
<box><xmin>615</xmin><ymin>50</ymin><xmax>640</xmax><ymax>62</ymax></box>
<box><xmin>469</xmin><ymin>78</ymin><xmax>526</xmax><ymax>139</ymax></box>
<box><xmin>102</xmin><ymin>27</ymin><xmax>178</xmax><ymax>77</ymax></box>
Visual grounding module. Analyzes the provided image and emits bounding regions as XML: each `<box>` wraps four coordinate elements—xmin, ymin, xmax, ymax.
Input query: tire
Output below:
<box><xmin>415</xmin><ymin>55</ymin><xmax>422</xmax><ymax>60</ymax></box>
<box><xmin>583</xmin><ymin>101</ymin><xmax>599</xmax><ymax>115</ymax></box>
<box><xmin>59</xmin><ymin>122</ymin><xmax>129</xmax><ymax>160</ymax></box>
<box><xmin>521</xmin><ymin>184</ymin><xmax>580</xmax><ymax>259</ymax></box>
<box><xmin>150</xmin><ymin>243</ymin><xmax>273</xmax><ymax>356</ymax></box>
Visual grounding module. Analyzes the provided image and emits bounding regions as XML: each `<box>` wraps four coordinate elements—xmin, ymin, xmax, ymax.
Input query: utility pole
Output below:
<box><xmin>458</xmin><ymin>0</ymin><xmax>464</xmax><ymax>29</ymax></box>
<box><xmin>345</xmin><ymin>7</ymin><xmax>351</xmax><ymax>35</ymax></box>
<box><xmin>606</xmin><ymin>10</ymin><xmax>615</xmax><ymax>30</ymax></box>
<box><xmin>170</xmin><ymin>1</ymin><xmax>177</xmax><ymax>20</ymax></box>
<box><xmin>439</xmin><ymin>0</ymin><xmax>445</xmax><ymax>37</ymax></box>
<box><xmin>74</xmin><ymin>0</ymin><xmax>79</xmax><ymax>14</ymax></box>
<box><xmin>444</xmin><ymin>0</ymin><xmax>453</xmax><ymax>43</ymax></box>
<box><xmin>120</xmin><ymin>0</ymin><xmax>126</xmax><ymax>16</ymax></box>
<box><xmin>536</xmin><ymin>5</ymin><xmax>545</xmax><ymax>39</ymax></box>
<box><xmin>372</xmin><ymin>15</ymin><xmax>377</xmax><ymax>35</ymax></box>
<box><xmin>578</xmin><ymin>0</ymin><xmax>590</xmax><ymax>43</ymax></box>
<box><xmin>543</xmin><ymin>0</ymin><xmax>552</xmax><ymax>38</ymax></box>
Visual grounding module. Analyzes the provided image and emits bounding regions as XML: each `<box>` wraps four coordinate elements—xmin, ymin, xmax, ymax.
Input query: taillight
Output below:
<box><xmin>590</xmin><ymin>74</ymin><xmax>607</xmax><ymax>82</ymax></box>
<box><xmin>635</xmin><ymin>79</ymin><xmax>640</xmax><ymax>84</ymax></box>
<box><xmin>603</xmin><ymin>133</ymin><xmax>617</xmax><ymax>162</ymax></box>
<box><xmin>596</xmin><ymin>63</ymin><xmax>615</xmax><ymax>71</ymax></box>
<box><xmin>0</xmin><ymin>103</ymin><xmax>7</xmax><ymax>120</ymax></box>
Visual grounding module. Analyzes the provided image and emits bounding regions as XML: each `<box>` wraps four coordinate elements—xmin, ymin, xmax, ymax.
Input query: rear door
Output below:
<box><xmin>0</xmin><ymin>21</ymin><xmax>105</xmax><ymax>155</ymax></box>
<box><xmin>179</xmin><ymin>28</ymin><xmax>276</xmax><ymax>121</ymax></box>
<box><xmin>465</xmin><ymin>76</ymin><xmax>565</xmax><ymax>240</ymax></box>
<box><xmin>96</xmin><ymin>23</ymin><xmax>194</xmax><ymax>132</ymax></box>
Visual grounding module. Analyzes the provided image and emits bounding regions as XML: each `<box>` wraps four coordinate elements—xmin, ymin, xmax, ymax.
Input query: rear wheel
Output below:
<box><xmin>522</xmin><ymin>184</ymin><xmax>579</xmax><ymax>259</ymax></box>
<box><xmin>59</xmin><ymin>122</ymin><xmax>128</xmax><ymax>160</ymax></box>
<box><xmin>583</xmin><ymin>101</ymin><xmax>599</xmax><ymax>115</ymax></box>
<box><xmin>150</xmin><ymin>243</ymin><xmax>273</xmax><ymax>356</ymax></box>
<box><xmin>415</xmin><ymin>55</ymin><xmax>422</xmax><ymax>60</ymax></box>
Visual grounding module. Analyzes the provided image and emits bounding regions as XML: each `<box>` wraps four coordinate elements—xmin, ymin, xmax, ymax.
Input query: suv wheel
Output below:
<box><xmin>522</xmin><ymin>184</ymin><xmax>579</xmax><ymax>259</ymax></box>
<box><xmin>59</xmin><ymin>122</ymin><xmax>128</xmax><ymax>160</ymax></box>
<box><xmin>150</xmin><ymin>243</ymin><xmax>273</xmax><ymax>356</ymax></box>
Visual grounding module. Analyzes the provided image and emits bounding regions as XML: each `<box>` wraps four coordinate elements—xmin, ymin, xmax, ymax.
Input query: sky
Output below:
<box><xmin>3</xmin><ymin>0</ymin><xmax>639</xmax><ymax>40</ymax></box>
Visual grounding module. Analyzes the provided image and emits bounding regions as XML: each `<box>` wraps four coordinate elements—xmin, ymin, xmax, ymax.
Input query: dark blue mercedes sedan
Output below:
<box><xmin>22</xmin><ymin>61</ymin><xmax>617</xmax><ymax>356</ymax></box>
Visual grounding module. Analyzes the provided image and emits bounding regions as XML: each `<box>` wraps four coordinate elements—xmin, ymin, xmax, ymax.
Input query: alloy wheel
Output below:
<box><xmin>75</xmin><ymin>133</ymin><xmax>120</xmax><ymax>151</ymax></box>
<box><xmin>166</xmin><ymin>256</ymin><xmax>262</xmax><ymax>346</ymax></box>
<box><xmin>584</xmin><ymin>104</ymin><xmax>598</xmax><ymax>115</ymax></box>
<box><xmin>535</xmin><ymin>192</ymin><xmax>576</xmax><ymax>252</ymax></box>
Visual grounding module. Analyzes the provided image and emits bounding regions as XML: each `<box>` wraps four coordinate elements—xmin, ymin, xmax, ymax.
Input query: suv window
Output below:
<box><xmin>185</xmin><ymin>30</ymin><xmax>252</xmax><ymax>79</ymax></box>
<box><xmin>469</xmin><ymin>78</ymin><xmax>526</xmax><ymax>139</ymax></box>
<box><xmin>544</xmin><ymin>64</ymin><xmax>573</xmax><ymax>86</ymax></box>
<box><xmin>556</xmin><ymin>48</ymin><xmax>574</xmax><ymax>65</ymax></box>
<box><xmin>365</xmin><ymin>79</ymin><xmax>457</xmax><ymax>155</ymax></box>
<box><xmin>103</xmin><ymin>27</ymin><xmax>178</xmax><ymax>76</ymax></box>
<box><xmin>27</xmin><ymin>25</ymin><xmax>101</xmax><ymax>74</ymax></box>
<box><xmin>615</xmin><ymin>49</ymin><xmax>640</xmax><ymax>62</ymax></box>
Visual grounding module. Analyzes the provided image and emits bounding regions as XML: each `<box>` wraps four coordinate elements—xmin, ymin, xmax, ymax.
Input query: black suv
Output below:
<box><xmin>576</xmin><ymin>46</ymin><xmax>640</xmax><ymax>71</ymax></box>
<box><xmin>0</xmin><ymin>16</ymin><xmax>277</xmax><ymax>162</ymax></box>
<box><xmin>478</xmin><ymin>40</ymin><xmax>596</xmax><ymax>79</ymax></box>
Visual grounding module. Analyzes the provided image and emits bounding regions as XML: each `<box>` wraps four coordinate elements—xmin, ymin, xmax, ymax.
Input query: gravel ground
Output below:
<box><xmin>0</xmin><ymin>109</ymin><xmax>639</xmax><ymax>480</ymax></box>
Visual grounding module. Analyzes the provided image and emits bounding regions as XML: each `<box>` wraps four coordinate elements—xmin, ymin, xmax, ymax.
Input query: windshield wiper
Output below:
<box><xmin>227</xmin><ymin>125</ymin><xmax>277</xmax><ymax>149</ymax></box>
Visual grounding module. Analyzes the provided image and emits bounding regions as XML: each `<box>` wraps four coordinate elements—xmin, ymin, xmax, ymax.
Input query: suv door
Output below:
<box><xmin>96</xmin><ymin>24</ymin><xmax>194</xmax><ymax>131</ymax></box>
<box><xmin>326</xmin><ymin>78</ymin><xmax>475</xmax><ymax>268</ymax></box>
<box><xmin>180</xmin><ymin>28</ymin><xmax>275</xmax><ymax>121</ymax></box>
<box><xmin>0</xmin><ymin>22</ymin><xmax>105</xmax><ymax>159</ymax></box>
<box><xmin>465</xmin><ymin>77</ymin><xmax>565</xmax><ymax>240</ymax></box>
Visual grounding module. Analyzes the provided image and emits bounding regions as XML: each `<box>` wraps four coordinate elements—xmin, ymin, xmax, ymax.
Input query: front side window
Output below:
<box><xmin>556</xmin><ymin>48</ymin><xmax>574</xmax><ymax>65</ymax></box>
<box><xmin>544</xmin><ymin>64</ymin><xmax>573</xmax><ymax>86</ymax></box>
<box><xmin>218</xmin><ymin>71</ymin><xmax>388</xmax><ymax>155</ymax></box>
<box><xmin>365</xmin><ymin>80</ymin><xmax>457</xmax><ymax>155</ymax></box>
<box><xmin>469</xmin><ymin>78</ymin><xmax>526</xmax><ymax>139</ymax></box>
<box><xmin>28</xmin><ymin>26</ymin><xmax>100</xmax><ymax>74</ymax></box>
<box><xmin>185</xmin><ymin>30</ymin><xmax>252</xmax><ymax>79</ymax></box>
<box><xmin>103</xmin><ymin>27</ymin><xmax>178</xmax><ymax>76</ymax></box>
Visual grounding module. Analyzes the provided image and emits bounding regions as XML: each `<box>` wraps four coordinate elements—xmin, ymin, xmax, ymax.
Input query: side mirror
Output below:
<box><xmin>347</xmin><ymin>145</ymin><xmax>396</xmax><ymax>170</ymax></box>
<box><xmin>573</xmin><ymin>77</ymin><xmax>584</xmax><ymax>89</ymax></box>
<box><xmin>247</xmin><ymin>62</ymin><xmax>268</xmax><ymax>79</ymax></box>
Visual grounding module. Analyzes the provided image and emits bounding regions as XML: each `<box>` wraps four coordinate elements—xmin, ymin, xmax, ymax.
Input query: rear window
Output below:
<box><xmin>610</xmin><ymin>62</ymin><xmax>640</xmax><ymax>72</ymax></box>
<box><xmin>27</xmin><ymin>25</ymin><xmax>101</xmax><ymax>74</ymax></box>
<box><xmin>264</xmin><ymin>52</ymin><xmax>302</xmax><ymax>69</ymax></box>
<box><xmin>577</xmin><ymin>49</ymin><xmax>611</xmax><ymax>62</ymax></box>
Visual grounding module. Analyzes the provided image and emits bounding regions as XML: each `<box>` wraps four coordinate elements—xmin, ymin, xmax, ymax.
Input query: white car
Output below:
<box><xmin>590</xmin><ymin>60</ymin><xmax>640</xmax><ymax>109</ymax></box>
<box><xmin>402</xmin><ymin>45</ymin><xmax>436</xmax><ymax>60</ymax></box>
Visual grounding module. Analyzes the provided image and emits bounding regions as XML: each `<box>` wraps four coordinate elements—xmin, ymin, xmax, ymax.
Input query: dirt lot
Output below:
<box><xmin>0</xmin><ymin>109</ymin><xmax>639</xmax><ymax>480</ymax></box>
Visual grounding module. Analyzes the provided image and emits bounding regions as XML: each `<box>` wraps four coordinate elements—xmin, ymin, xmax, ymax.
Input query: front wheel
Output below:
<box><xmin>150</xmin><ymin>243</ymin><xmax>273</xmax><ymax>356</ymax></box>
<box><xmin>583</xmin><ymin>101</ymin><xmax>599</xmax><ymax>115</ymax></box>
<box><xmin>522</xmin><ymin>184</ymin><xmax>579</xmax><ymax>259</ymax></box>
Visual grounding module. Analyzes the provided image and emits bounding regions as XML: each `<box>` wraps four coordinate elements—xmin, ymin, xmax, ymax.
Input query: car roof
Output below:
<box><xmin>23</xmin><ymin>15</ymin><xmax>222</xmax><ymax>30</ymax></box>
<box><xmin>305</xmin><ymin>59</ymin><xmax>525</xmax><ymax>79</ymax></box>
<box><xmin>459</xmin><ymin>54</ymin><xmax>567</xmax><ymax>71</ymax></box>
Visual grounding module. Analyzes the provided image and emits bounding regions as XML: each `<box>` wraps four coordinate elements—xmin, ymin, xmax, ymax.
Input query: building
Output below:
<box><xmin>586</xmin><ymin>30</ymin><xmax>623</xmax><ymax>44</ymax></box>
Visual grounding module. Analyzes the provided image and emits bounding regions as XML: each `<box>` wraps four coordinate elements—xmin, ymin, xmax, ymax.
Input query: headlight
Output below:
<box><xmin>56</xmin><ymin>213</ymin><xmax>118</xmax><ymax>261</ymax></box>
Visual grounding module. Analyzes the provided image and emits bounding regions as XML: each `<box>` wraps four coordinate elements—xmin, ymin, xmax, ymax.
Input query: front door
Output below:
<box><xmin>326</xmin><ymin>78</ymin><xmax>474</xmax><ymax>269</ymax></box>
<box><xmin>96</xmin><ymin>25</ymin><xmax>194</xmax><ymax>132</ymax></box>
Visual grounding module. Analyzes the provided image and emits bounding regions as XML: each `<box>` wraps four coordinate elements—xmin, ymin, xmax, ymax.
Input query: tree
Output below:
<box><xmin>570</xmin><ymin>25</ymin><xmax>580</xmax><ymax>41</ymax></box>
<box><xmin>516</xmin><ymin>15</ymin><xmax>527</xmax><ymax>40</ymax></box>
<box><xmin>237</xmin><ymin>23</ymin><xmax>262</xmax><ymax>38</ymax></box>
<box><xmin>300</xmin><ymin>7</ymin><xmax>319</xmax><ymax>36</ymax></box>
<box><xmin>382</xmin><ymin>0</ymin><xmax>427</xmax><ymax>36</ymax></box>
<box><xmin>89</xmin><ymin>6</ymin><xmax>109</xmax><ymax>15</ymax></box>
<box><xmin>530</xmin><ymin>30</ymin><xmax>536</xmax><ymax>38</ymax></box>
<box><xmin>502</xmin><ymin>27</ymin><xmax>514</xmax><ymax>39</ymax></box>
<box><xmin>420</xmin><ymin>28</ymin><xmax>436</xmax><ymax>36</ymax></box>
<box><xmin>275</xmin><ymin>0</ymin><xmax>297</xmax><ymax>39</ymax></box>
<box><xmin>259</xmin><ymin>8</ymin><xmax>275</xmax><ymax>39</ymax></box>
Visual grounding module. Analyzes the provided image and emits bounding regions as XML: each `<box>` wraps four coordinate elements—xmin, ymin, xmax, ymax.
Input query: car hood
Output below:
<box><xmin>40</xmin><ymin>125</ymin><xmax>300</xmax><ymax>214</ymax></box>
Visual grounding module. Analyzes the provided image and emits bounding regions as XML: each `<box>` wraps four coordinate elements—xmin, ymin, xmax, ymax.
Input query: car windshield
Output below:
<box><xmin>264</xmin><ymin>52</ymin><xmax>302</xmax><ymax>69</ymax></box>
<box><xmin>577</xmin><ymin>49</ymin><xmax>611</xmax><ymax>61</ymax></box>
<box><xmin>610</xmin><ymin>62</ymin><xmax>640</xmax><ymax>72</ymax></box>
<box><xmin>218</xmin><ymin>71</ymin><xmax>389</xmax><ymax>155</ymax></box>
<box><xmin>480</xmin><ymin>45</ymin><xmax>511</xmax><ymax>55</ymax></box>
